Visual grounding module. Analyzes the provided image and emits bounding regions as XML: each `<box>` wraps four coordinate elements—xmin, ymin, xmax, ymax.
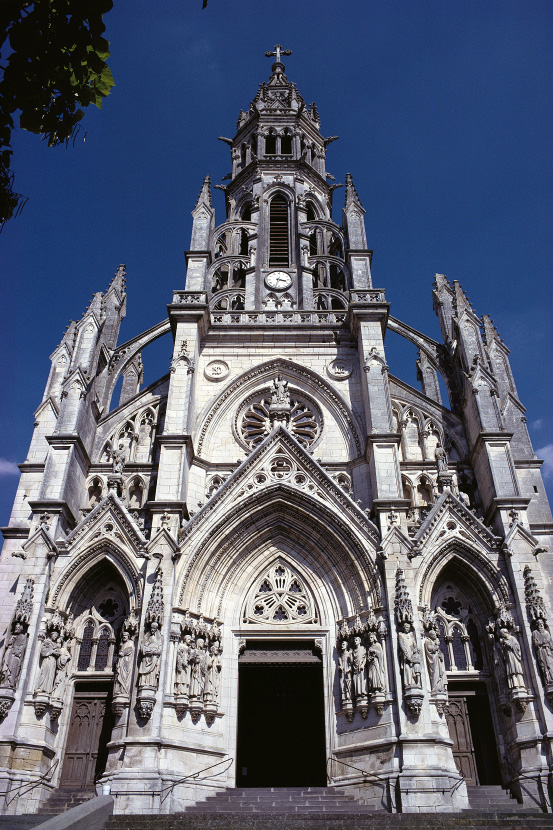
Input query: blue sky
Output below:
<box><xmin>1</xmin><ymin>0</ymin><xmax>552</xmax><ymax>524</ymax></box>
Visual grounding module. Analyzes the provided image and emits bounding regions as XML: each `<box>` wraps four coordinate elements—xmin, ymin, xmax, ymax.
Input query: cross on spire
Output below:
<box><xmin>265</xmin><ymin>44</ymin><xmax>292</xmax><ymax>64</ymax></box>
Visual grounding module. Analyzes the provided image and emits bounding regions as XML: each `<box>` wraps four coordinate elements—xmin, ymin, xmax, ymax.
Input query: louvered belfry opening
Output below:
<box><xmin>269</xmin><ymin>194</ymin><xmax>289</xmax><ymax>267</ymax></box>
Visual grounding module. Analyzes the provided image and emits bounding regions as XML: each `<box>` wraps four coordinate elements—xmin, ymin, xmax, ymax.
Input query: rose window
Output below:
<box><xmin>238</xmin><ymin>392</ymin><xmax>321</xmax><ymax>450</ymax></box>
<box><xmin>243</xmin><ymin>561</ymin><xmax>317</xmax><ymax>625</ymax></box>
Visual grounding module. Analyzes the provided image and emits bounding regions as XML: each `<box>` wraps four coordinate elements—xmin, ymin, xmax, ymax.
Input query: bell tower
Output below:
<box><xmin>198</xmin><ymin>46</ymin><xmax>372</xmax><ymax>315</ymax></box>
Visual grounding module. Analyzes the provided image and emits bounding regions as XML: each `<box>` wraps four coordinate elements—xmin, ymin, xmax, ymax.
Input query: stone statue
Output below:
<box><xmin>204</xmin><ymin>642</ymin><xmax>222</xmax><ymax>706</ymax></box>
<box><xmin>35</xmin><ymin>631</ymin><xmax>61</xmax><ymax>695</ymax></box>
<box><xmin>498</xmin><ymin>627</ymin><xmax>525</xmax><ymax>690</ymax></box>
<box><xmin>111</xmin><ymin>443</ymin><xmax>126</xmax><ymax>475</ymax></box>
<box><xmin>435</xmin><ymin>445</ymin><xmax>448</xmax><ymax>473</ymax></box>
<box><xmin>351</xmin><ymin>636</ymin><xmax>367</xmax><ymax>702</ymax></box>
<box><xmin>338</xmin><ymin>640</ymin><xmax>352</xmax><ymax>705</ymax></box>
<box><xmin>0</xmin><ymin>623</ymin><xmax>27</xmax><ymax>689</ymax></box>
<box><xmin>113</xmin><ymin>631</ymin><xmax>134</xmax><ymax>697</ymax></box>
<box><xmin>189</xmin><ymin>638</ymin><xmax>207</xmax><ymax>701</ymax></box>
<box><xmin>51</xmin><ymin>642</ymin><xmax>71</xmax><ymax>699</ymax></box>
<box><xmin>398</xmin><ymin>622</ymin><xmax>422</xmax><ymax>688</ymax></box>
<box><xmin>532</xmin><ymin>620</ymin><xmax>553</xmax><ymax>685</ymax></box>
<box><xmin>424</xmin><ymin>628</ymin><xmax>447</xmax><ymax>694</ymax></box>
<box><xmin>367</xmin><ymin>633</ymin><xmax>385</xmax><ymax>694</ymax></box>
<box><xmin>175</xmin><ymin>634</ymin><xmax>193</xmax><ymax>696</ymax></box>
<box><xmin>271</xmin><ymin>375</ymin><xmax>289</xmax><ymax>407</ymax></box>
<box><xmin>138</xmin><ymin>621</ymin><xmax>163</xmax><ymax>689</ymax></box>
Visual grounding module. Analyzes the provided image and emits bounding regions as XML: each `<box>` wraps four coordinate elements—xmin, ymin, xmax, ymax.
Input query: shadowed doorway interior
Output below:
<box><xmin>236</xmin><ymin>641</ymin><xmax>326</xmax><ymax>787</ymax></box>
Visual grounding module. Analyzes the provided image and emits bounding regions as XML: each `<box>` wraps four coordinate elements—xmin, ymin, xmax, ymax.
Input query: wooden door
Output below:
<box><xmin>60</xmin><ymin>689</ymin><xmax>112</xmax><ymax>789</ymax></box>
<box><xmin>446</xmin><ymin>695</ymin><xmax>478</xmax><ymax>785</ymax></box>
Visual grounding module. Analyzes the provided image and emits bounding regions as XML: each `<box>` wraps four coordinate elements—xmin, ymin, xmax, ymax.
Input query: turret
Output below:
<box><xmin>184</xmin><ymin>177</ymin><xmax>215</xmax><ymax>292</ymax></box>
<box><xmin>343</xmin><ymin>173</ymin><xmax>372</xmax><ymax>289</ymax></box>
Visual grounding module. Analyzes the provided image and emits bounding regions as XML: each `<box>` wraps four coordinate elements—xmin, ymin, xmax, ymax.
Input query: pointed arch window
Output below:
<box><xmin>78</xmin><ymin>619</ymin><xmax>95</xmax><ymax>671</ymax></box>
<box><xmin>94</xmin><ymin>627</ymin><xmax>112</xmax><ymax>671</ymax></box>
<box><xmin>305</xmin><ymin>201</ymin><xmax>317</xmax><ymax>221</ymax></box>
<box><xmin>269</xmin><ymin>194</ymin><xmax>290</xmax><ymax>267</ymax></box>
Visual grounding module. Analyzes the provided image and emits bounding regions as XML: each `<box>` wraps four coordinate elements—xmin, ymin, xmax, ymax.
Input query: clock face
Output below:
<box><xmin>265</xmin><ymin>270</ymin><xmax>293</xmax><ymax>291</ymax></box>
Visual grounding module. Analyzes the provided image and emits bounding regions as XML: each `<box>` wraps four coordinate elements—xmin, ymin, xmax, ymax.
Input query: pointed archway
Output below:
<box><xmin>58</xmin><ymin>559</ymin><xmax>130</xmax><ymax>791</ymax></box>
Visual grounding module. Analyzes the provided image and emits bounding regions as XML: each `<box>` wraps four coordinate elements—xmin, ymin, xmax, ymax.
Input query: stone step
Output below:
<box><xmin>107</xmin><ymin>816</ymin><xmax>553</xmax><ymax>830</ymax></box>
<box><xmin>36</xmin><ymin>788</ymin><xmax>95</xmax><ymax>814</ymax></box>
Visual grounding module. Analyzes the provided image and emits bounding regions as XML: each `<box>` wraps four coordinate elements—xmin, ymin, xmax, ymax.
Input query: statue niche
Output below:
<box><xmin>486</xmin><ymin>605</ymin><xmax>528</xmax><ymax>715</ymax></box>
<box><xmin>0</xmin><ymin>578</ymin><xmax>34</xmax><ymax>719</ymax></box>
<box><xmin>137</xmin><ymin>570</ymin><xmax>164</xmax><ymax>720</ymax></box>
<box><xmin>394</xmin><ymin>568</ymin><xmax>423</xmax><ymax>718</ymax></box>
<box><xmin>173</xmin><ymin>612</ymin><xmax>223</xmax><ymax>724</ymax></box>
<box><xmin>33</xmin><ymin>610</ymin><xmax>75</xmax><ymax>720</ymax></box>
<box><xmin>423</xmin><ymin>610</ymin><xmax>448</xmax><ymax>715</ymax></box>
<box><xmin>336</xmin><ymin>610</ymin><xmax>387</xmax><ymax>722</ymax></box>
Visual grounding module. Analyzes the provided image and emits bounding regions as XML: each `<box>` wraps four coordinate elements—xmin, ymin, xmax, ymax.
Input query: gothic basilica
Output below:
<box><xmin>0</xmin><ymin>48</ymin><xmax>552</xmax><ymax>816</ymax></box>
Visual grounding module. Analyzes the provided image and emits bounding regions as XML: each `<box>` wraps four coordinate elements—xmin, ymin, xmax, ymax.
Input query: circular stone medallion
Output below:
<box><xmin>327</xmin><ymin>358</ymin><xmax>353</xmax><ymax>380</ymax></box>
<box><xmin>205</xmin><ymin>360</ymin><xmax>230</xmax><ymax>381</ymax></box>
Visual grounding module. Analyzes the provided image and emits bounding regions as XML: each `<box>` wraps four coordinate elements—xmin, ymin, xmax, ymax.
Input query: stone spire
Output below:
<box><xmin>345</xmin><ymin>173</ymin><xmax>365</xmax><ymax>212</ymax></box>
<box><xmin>194</xmin><ymin>175</ymin><xmax>212</xmax><ymax>210</ymax></box>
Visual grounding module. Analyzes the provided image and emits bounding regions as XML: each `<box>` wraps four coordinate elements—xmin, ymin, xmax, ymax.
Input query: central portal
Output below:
<box><xmin>236</xmin><ymin>641</ymin><xmax>326</xmax><ymax>787</ymax></box>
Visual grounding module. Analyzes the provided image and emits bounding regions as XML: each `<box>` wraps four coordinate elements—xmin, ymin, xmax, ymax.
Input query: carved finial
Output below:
<box><xmin>344</xmin><ymin>173</ymin><xmax>364</xmax><ymax>210</ymax></box>
<box><xmin>482</xmin><ymin>314</ymin><xmax>504</xmax><ymax>345</ymax></box>
<box><xmin>14</xmin><ymin>579</ymin><xmax>34</xmax><ymax>625</ymax></box>
<box><xmin>265</xmin><ymin>44</ymin><xmax>292</xmax><ymax>65</ymax></box>
<box><xmin>194</xmin><ymin>175</ymin><xmax>212</xmax><ymax>209</ymax></box>
<box><xmin>308</xmin><ymin>102</ymin><xmax>320</xmax><ymax>123</ymax></box>
<box><xmin>394</xmin><ymin>568</ymin><xmax>414</xmax><ymax>625</ymax></box>
<box><xmin>145</xmin><ymin>570</ymin><xmax>164</xmax><ymax>627</ymax></box>
<box><xmin>524</xmin><ymin>566</ymin><xmax>547</xmax><ymax>623</ymax></box>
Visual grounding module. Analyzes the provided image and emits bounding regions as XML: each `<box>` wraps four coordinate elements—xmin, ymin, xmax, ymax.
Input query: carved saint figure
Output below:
<box><xmin>138</xmin><ymin>621</ymin><xmax>163</xmax><ymax>689</ymax></box>
<box><xmin>113</xmin><ymin>631</ymin><xmax>134</xmax><ymax>697</ymax></box>
<box><xmin>532</xmin><ymin>620</ymin><xmax>553</xmax><ymax>685</ymax></box>
<box><xmin>111</xmin><ymin>444</ymin><xmax>126</xmax><ymax>475</ymax></box>
<box><xmin>189</xmin><ymin>638</ymin><xmax>207</xmax><ymax>701</ymax></box>
<box><xmin>204</xmin><ymin>642</ymin><xmax>222</xmax><ymax>706</ymax></box>
<box><xmin>35</xmin><ymin>630</ymin><xmax>61</xmax><ymax>694</ymax></box>
<box><xmin>175</xmin><ymin>634</ymin><xmax>193</xmax><ymax>697</ymax></box>
<box><xmin>435</xmin><ymin>445</ymin><xmax>448</xmax><ymax>473</ymax></box>
<box><xmin>498</xmin><ymin>627</ymin><xmax>525</xmax><ymax>690</ymax></box>
<box><xmin>398</xmin><ymin>622</ymin><xmax>422</xmax><ymax>688</ymax></box>
<box><xmin>338</xmin><ymin>640</ymin><xmax>352</xmax><ymax>705</ymax></box>
<box><xmin>271</xmin><ymin>375</ymin><xmax>289</xmax><ymax>406</ymax></box>
<box><xmin>352</xmin><ymin>636</ymin><xmax>367</xmax><ymax>702</ymax></box>
<box><xmin>367</xmin><ymin>633</ymin><xmax>385</xmax><ymax>694</ymax></box>
<box><xmin>424</xmin><ymin>628</ymin><xmax>447</xmax><ymax>694</ymax></box>
<box><xmin>0</xmin><ymin>623</ymin><xmax>27</xmax><ymax>690</ymax></box>
<box><xmin>51</xmin><ymin>642</ymin><xmax>71</xmax><ymax>699</ymax></box>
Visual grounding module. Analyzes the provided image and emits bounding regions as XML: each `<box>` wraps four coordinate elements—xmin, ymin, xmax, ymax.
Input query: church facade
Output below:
<box><xmin>0</xmin><ymin>49</ymin><xmax>552</xmax><ymax>815</ymax></box>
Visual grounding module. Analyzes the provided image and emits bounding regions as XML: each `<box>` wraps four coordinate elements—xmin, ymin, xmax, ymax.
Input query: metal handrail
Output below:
<box><xmin>5</xmin><ymin>757</ymin><xmax>59</xmax><ymax>807</ymax></box>
<box><xmin>327</xmin><ymin>754</ymin><xmax>390</xmax><ymax>786</ymax></box>
<box><xmin>327</xmin><ymin>755</ymin><xmax>397</xmax><ymax>812</ymax></box>
<box><xmin>159</xmin><ymin>755</ymin><xmax>233</xmax><ymax>803</ymax></box>
<box><xmin>328</xmin><ymin>753</ymin><xmax>465</xmax><ymax>808</ymax></box>
<box><xmin>502</xmin><ymin>754</ymin><xmax>546</xmax><ymax>809</ymax></box>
